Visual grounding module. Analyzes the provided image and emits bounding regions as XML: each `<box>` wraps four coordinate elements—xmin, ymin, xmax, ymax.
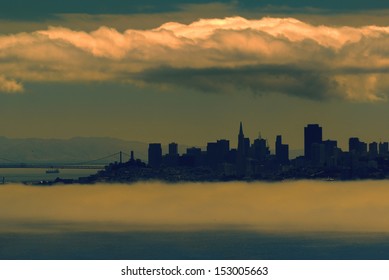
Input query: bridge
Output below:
<box><xmin>0</xmin><ymin>151</ymin><xmax>132</xmax><ymax>169</ymax></box>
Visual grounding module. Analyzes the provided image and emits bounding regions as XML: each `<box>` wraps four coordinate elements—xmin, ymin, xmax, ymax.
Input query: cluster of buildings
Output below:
<box><xmin>301</xmin><ymin>124</ymin><xmax>389</xmax><ymax>170</ymax></box>
<box><xmin>76</xmin><ymin>122</ymin><xmax>389</xmax><ymax>184</ymax></box>
<box><xmin>145</xmin><ymin>123</ymin><xmax>389</xmax><ymax>180</ymax></box>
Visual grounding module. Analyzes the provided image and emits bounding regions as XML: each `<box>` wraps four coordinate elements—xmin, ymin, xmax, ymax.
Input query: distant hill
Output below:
<box><xmin>0</xmin><ymin>136</ymin><xmax>303</xmax><ymax>164</ymax></box>
<box><xmin>0</xmin><ymin>137</ymin><xmax>153</xmax><ymax>164</ymax></box>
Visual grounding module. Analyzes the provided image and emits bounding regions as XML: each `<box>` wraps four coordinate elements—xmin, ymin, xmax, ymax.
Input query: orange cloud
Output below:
<box><xmin>1</xmin><ymin>17</ymin><xmax>389</xmax><ymax>101</ymax></box>
<box><xmin>0</xmin><ymin>75</ymin><xmax>24</xmax><ymax>93</ymax></box>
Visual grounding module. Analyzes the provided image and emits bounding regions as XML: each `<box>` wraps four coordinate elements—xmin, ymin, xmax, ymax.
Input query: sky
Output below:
<box><xmin>1</xmin><ymin>0</ymin><xmax>389</xmax><ymax>150</ymax></box>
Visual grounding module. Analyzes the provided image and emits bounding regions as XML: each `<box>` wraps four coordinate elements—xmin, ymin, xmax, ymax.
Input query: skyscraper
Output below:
<box><xmin>349</xmin><ymin>137</ymin><xmax>360</xmax><ymax>153</ymax></box>
<box><xmin>148</xmin><ymin>143</ymin><xmax>162</xmax><ymax>168</ymax></box>
<box><xmin>369</xmin><ymin>142</ymin><xmax>378</xmax><ymax>157</ymax></box>
<box><xmin>237</xmin><ymin>122</ymin><xmax>247</xmax><ymax>175</ymax></box>
<box><xmin>275</xmin><ymin>135</ymin><xmax>289</xmax><ymax>164</ymax></box>
<box><xmin>166</xmin><ymin>142</ymin><xmax>179</xmax><ymax>166</ymax></box>
<box><xmin>304</xmin><ymin>124</ymin><xmax>322</xmax><ymax>160</ymax></box>
<box><xmin>207</xmin><ymin>139</ymin><xmax>230</xmax><ymax>165</ymax></box>
<box><xmin>323</xmin><ymin>140</ymin><xmax>338</xmax><ymax>166</ymax></box>
<box><xmin>252</xmin><ymin>137</ymin><xmax>269</xmax><ymax>162</ymax></box>
<box><xmin>238</xmin><ymin>122</ymin><xmax>245</xmax><ymax>157</ymax></box>
<box><xmin>379</xmin><ymin>142</ymin><xmax>389</xmax><ymax>156</ymax></box>
<box><xmin>349</xmin><ymin>137</ymin><xmax>367</xmax><ymax>156</ymax></box>
<box><xmin>168</xmin><ymin>142</ymin><xmax>178</xmax><ymax>156</ymax></box>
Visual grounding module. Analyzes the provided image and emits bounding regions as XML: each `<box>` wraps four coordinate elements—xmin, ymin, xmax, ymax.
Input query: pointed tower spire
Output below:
<box><xmin>238</xmin><ymin>121</ymin><xmax>245</xmax><ymax>153</ymax></box>
<box><xmin>239</xmin><ymin>121</ymin><xmax>244</xmax><ymax>136</ymax></box>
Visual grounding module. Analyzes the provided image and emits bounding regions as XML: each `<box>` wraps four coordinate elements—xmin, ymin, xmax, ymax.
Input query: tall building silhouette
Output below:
<box><xmin>369</xmin><ymin>142</ymin><xmax>378</xmax><ymax>157</ymax></box>
<box><xmin>252</xmin><ymin>136</ymin><xmax>269</xmax><ymax>163</ymax></box>
<box><xmin>323</xmin><ymin>140</ymin><xmax>338</xmax><ymax>167</ymax></box>
<box><xmin>168</xmin><ymin>142</ymin><xmax>178</xmax><ymax>156</ymax></box>
<box><xmin>207</xmin><ymin>139</ymin><xmax>230</xmax><ymax>167</ymax></box>
<box><xmin>165</xmin><ymin>142</ymin><xmax>179</xmax><ymax>166</ymax></box>
<box><xmin>238</xmin><ymin>122</ymin><xmax>245</xmax><ymax>157</ymax></box>
<box><xmin>275</xmin><ymin>135</ymin><xmax>289</xmax><ymax>164</ymax></box>
<box><xmin>379</xmin><ymin>142</ymin><xmax>389</xmax><ymax>156</ymax></box>
<box><xmin>311</xmin><ymin>142</ymin><xmax>325</xmax><ymax>167</ymax></box>
<box><xmin>148</xmin><ymin>143</ymin><xmax>162</xmax><ymax>168</ymax></box>
<box><xmin>304</xmin><ymin>124</ymin><xmax>322</xmax><ymax>160</ymax></box>
<box><xmin>217</xmin><ymin>139</ymin><xmax>230</xmax><ymax>159</ymax></box>
<box><xmin>237</xmin><ymin>122</ymin><xmax>248</xmax><ymax>175</ymax></box>
<box><xmin>349</xmin><ymin>137</ymin><xmax>367</xmax><ymax>156</ymax></box>
<box><xmin>349</xmin><ymin>137</ymin><xmax>360</xmax><ymax>153</ymax></box>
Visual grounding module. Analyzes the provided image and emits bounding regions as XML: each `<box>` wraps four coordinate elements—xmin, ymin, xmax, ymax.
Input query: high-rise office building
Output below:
<box><xmin>207</xmin><ymin>142</ymin><xmax>219</xmax><ymax>167</ymax></box>
<box><xmin>311</xmin><ymin>143</ymin><xmax>325</xmax><ymax>167</ymax></box>
<box><xmin>322</xmin><ymin>140</ymin><xmax>338</xmax><ymax>166</ymax></box>
<box><xmin>369</xmin><ymin>142</ymin><xmax>378</xmax><ymax>157</ymax></box>
<box><xmin>349</xmin><ymin>137</ymin><xmax>367</xmax><ymax>156</ymax></box>
<box><xmin>148</xmin><ymin>143</ymin><xmax>162</xmax><ymax>168</ymax></box>
<box><xmin>252</xmin><ymin>137</ymin><xmax>269</xmax><ymax>162</ymax></box>
<box><xmin>183</xmin><ymin>147</ymin><xmax>202</xmax><ymax>167</ymax></box>
<box><xmin>165</xmin><ymin>142</ymin><xmax>179</xmax><ymax>167</ymax></box>
<box><xmin>379</xmin><ymin>142</ymin><xmax>389</xmax><ymax>156</ymax></box>
<box><xmin>304</xmin><ymin>124</ymin><xmax>322</xmax><ymax>160</ymax></box>
<box><xmin>349</xmin><ymin>137</ymin><xmax>360</xmax><ymax>153</ymax></box>
<box><xmin>217</xmin><ymin>139</ymin><xmax>230</xmax><ymax>158</ymax></box>
<box><xmin>168</xmin><ymin>142</ymin><xmax>178</xmax><ymax>156</ymax></box>
<box><xmin>207</xmin><ymin>139</ymin><xmax>230</xmax><ymax>166</ymax></box>
<box><xmin>275</xmin><ymin>135</ymin><xmax>289</xmax><ymax>164</ymax></box>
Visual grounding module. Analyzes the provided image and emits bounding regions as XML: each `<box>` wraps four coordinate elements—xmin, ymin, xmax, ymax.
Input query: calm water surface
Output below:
<box><xmin>1</xmin><ymin>231</ymin><xmax>389</xmax><ymax>260</ymax></box>
<box><xmin>0</xmin><ymin>168</ymin><xmax>99</xmax><ymax>183</ymax></box>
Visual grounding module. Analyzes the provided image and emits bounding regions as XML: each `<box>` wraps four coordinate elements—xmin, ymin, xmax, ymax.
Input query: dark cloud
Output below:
<box><xmin>238</xmin><ymin>0</ymin><xmax>389</xmax><ymax>12</ymax></box>
<box><xmin>138</xmin><ymin>65</ymin><xmax>342</xmax><ymax>101</ymax></box>
<box><xmin>0</xmin><ymin>0</ymin><xmax>211</xmax><ymax>20</ymax></box>
<box><xmin>2</xmin><ymin>0</ymin><xmax>389</xmax><ymax>21</ymax></box>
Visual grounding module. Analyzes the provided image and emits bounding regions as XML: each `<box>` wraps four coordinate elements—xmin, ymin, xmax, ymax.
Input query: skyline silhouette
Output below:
<box><xmin>44</xmin><ymin>122</ymin><xmax>387</xmax><ymax>184</ymax></box>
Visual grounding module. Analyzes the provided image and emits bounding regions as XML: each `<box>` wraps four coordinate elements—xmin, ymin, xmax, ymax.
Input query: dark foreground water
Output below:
<box><xmin>1</xmin><ymin>231</ymin><xmax>389</xmax><ymax>260</ymax></box>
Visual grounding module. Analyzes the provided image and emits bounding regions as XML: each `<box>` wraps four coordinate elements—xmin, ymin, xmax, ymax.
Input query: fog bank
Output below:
<box><xmin>1</xmin><ymin>181</ymin><xmax>389</xmax><ymax>232</ymax></box>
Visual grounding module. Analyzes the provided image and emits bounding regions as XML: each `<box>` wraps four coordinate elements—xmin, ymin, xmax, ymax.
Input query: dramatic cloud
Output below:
<box><xmin>1</xmin><ymin>16</ymin><xmax>389</xmax><ymax>101</ymax></box>
<box><xmin>0</xmin><ymin>75</ymin><xmax>24</xmax><ymax>93</ymax></box>
<box><xmin>2</xmin><ymin>181</ymin><xmax>389</xmax><ymax>233</ymax></box>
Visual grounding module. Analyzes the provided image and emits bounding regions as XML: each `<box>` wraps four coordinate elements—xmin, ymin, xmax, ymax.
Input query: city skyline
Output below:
<box><xmin>1</xmin><ymin>0</ymin><xmax>389</xmax><ymax>150</ymax></box>
<box><xmin>69</xmin><ymin>121</ymin><xmax>388</xmax><ymax>184</ymax></box>
<box><xmin>147</xmin><ymin>122</ymin><xmax>389</xmax><ymax>156</ymax></box>
<box><xmin>145</xmin><ymin>122</ymin><xmax>389</xmax><ymax>159</ymax></box>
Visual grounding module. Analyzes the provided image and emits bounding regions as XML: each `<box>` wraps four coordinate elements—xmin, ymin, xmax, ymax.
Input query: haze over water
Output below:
<box><xmin>2</xmin><ymin>180</ymin><xmax>389</xmax><ymax>259</ymax></box>
<box><xmin>2</xmin><ymin>180</ymin><xmax>389</xmax><ymax>232</ymax></box>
